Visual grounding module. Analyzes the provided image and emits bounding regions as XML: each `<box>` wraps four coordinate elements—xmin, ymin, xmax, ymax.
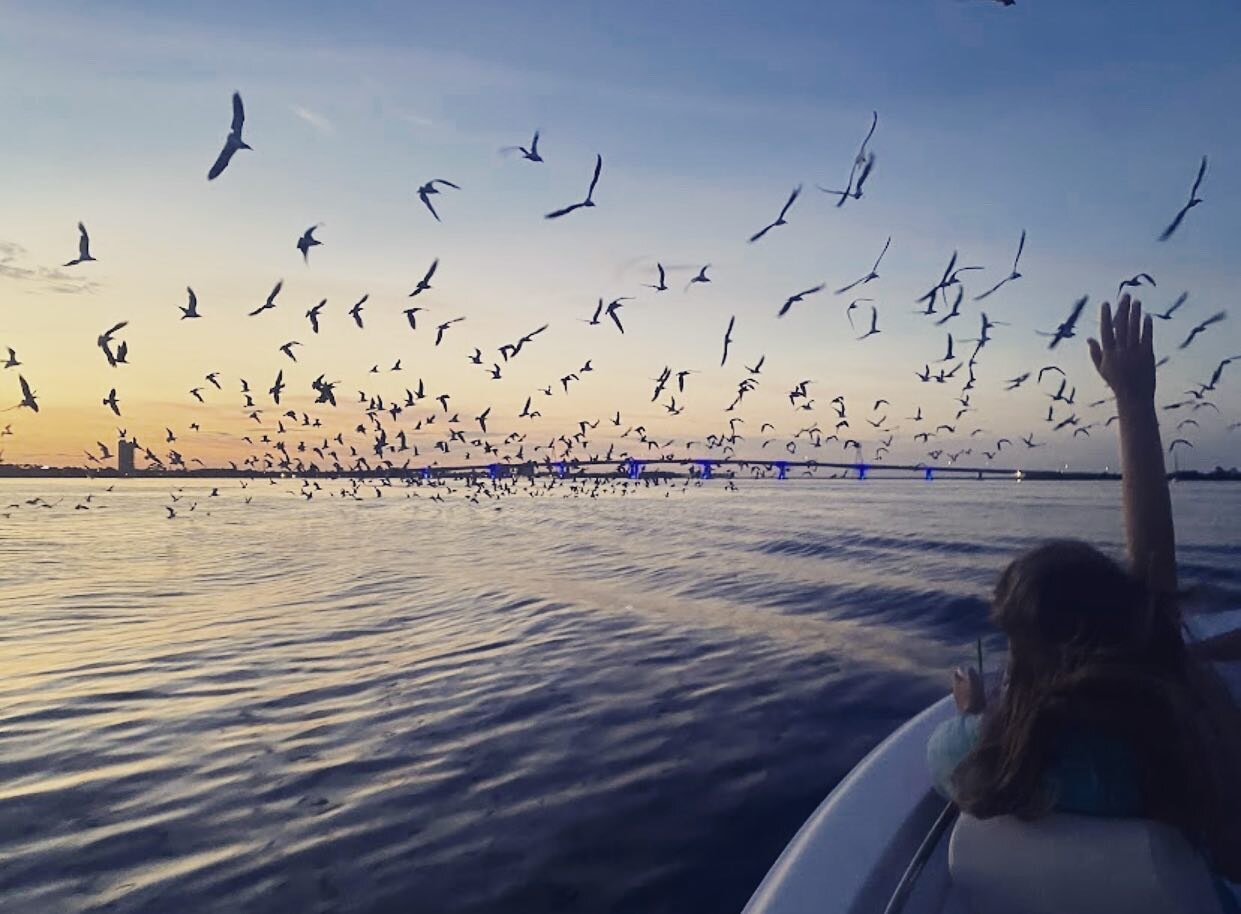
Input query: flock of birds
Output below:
<box><xmin>3</xmin><ymin>82</ymin><xmax>1239</xmax><ymax>517</ymax></box>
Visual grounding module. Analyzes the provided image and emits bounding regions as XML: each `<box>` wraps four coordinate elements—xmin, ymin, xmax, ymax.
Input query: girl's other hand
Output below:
<box><xmin>952</xmin><ymin>666</ymin><xmax>986</xmax><ymax>714</ymax></box>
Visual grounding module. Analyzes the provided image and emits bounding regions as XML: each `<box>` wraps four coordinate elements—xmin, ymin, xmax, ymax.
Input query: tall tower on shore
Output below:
<box><xmin>117</xmin><ymin>438</ymin><xmax>136</xmax><ymax>476</ymax></box>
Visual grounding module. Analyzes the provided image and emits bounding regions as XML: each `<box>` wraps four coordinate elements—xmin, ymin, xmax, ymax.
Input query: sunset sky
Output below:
<box><xmin>2</xmin><ymin>0</ymin><xmax>1240</xmax><ymax>472</ymax></box>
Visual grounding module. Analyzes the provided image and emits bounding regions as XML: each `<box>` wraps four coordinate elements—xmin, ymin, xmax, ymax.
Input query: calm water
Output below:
<box><xmin>2</xmin><ymin>479</ymin><xmax>1239</xmax><ymax>914</ymax></box>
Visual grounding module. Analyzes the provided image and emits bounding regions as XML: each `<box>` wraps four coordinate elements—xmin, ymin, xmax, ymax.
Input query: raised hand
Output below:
<box><xmin>1087</xmin><ymin>293</ymin><xmax>1155</xmax><ymax>407</ymax></box>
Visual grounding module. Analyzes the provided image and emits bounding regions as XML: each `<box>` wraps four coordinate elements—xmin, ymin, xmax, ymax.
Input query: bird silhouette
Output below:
<box><xmin>296</xmin><ymin>225</ymin><xmax>323</xmax><ymax>263</ymax></box>
<box><xmin>1159</xmin><ymin>156</ymin><xmax>1207</xmax><ymax>241</ymax></box>
<box><xmin>545</xmin><ymin>154</ymin><xmax>602</xmax><ymax>219</ymax></box>
<box><xmin>748</xmin><ymin>185</ymin><xmax>802</xmax><ymax>243</ymax></box>
<box><xmin>501</xmin><ymin>129</ymin><xmax>543</xmax><ymax>162</ymax></box>
<box><xmin>207</xmin><ymin>91</ymin><xmax>251</xmax><ymax>180</ymax></box>
<box><xmin>63</xmin><ymin>222</ymin><xmax>96</xmax><ymax>266</ymax></box>
<box><xmin>418</xmin><ymin>179</ymin><xmax>461</xmax><ymax>222</ymax></box>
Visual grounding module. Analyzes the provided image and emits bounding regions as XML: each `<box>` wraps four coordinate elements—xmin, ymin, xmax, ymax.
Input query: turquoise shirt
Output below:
<box><xmin>927</xmin><ymin>713</ymin><xmax>1241</xmax><ymax>912</ymax></box>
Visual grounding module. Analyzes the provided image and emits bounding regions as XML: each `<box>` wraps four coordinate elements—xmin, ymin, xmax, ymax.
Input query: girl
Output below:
<box><xmin>927</xmin><ymin>295</ymin><xmax>1241</xmax><ymax>905</ymax></box>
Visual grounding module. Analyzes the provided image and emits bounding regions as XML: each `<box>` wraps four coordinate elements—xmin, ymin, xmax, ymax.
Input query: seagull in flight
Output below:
<box><xmin>409</xmin><ymin>258</ymin><xmax>439</xmax><ymax>297</ymax></box>
<box><xmin>306</xmin><ymin>299</ymin><xmax>326</xmax><ymax>333</ymax></box>
<box><xmin>687</xmin><ymin>265</ymin><xmax>711</xmax><ymax>291</ymax></box>
<box><xmin>845</xmin><ymin>297</ymin><xmax>872</xmax><ymax>331</ymax></box>
<box><xmin>1038</xmin><ymin>295</ymin><xmax>1089</xmax><ymax>349</ymax></box>
<box><xmin>269</xmin><ymin>370</ymin><xmax>285</xmax><ymax>405</ymax></box>
<box><xmin>279</xmin><ymin>341</ymin><xmax>302</xmax><ymax>362</ymax></box>
<box><xmin>820</xmin><ymin>111</ymin><xmax>878</xmax><ymax>207</ymax></box>
<box><xmin>435</xmin><ymin>317</ymin><xmax>465</xmax><ymax>346</ymax></box>
<box><xmin>207</xmin><ymin>91</ymin><xmax>251</xmax><ymax>181</ymax></box>
<box><xmin>17</xmin><ymin>375</ymin><xmax>38</xmax><ymax>412</ymax></box>
<box><xmin>249</xmin><ymin>280</ymin><xmax>283</xmax><ymax>317</ymax></box>
<box><xmin>1116</xmin><ymin>273</ymin><xmax>1155</xmax><ymax>298</ymax></box>
<box><xmin>102</xmin><ymin>388</ymin><xmax>121</xmax><ymax>416</ymax></box>
<box><xmin>179</xmin><ymin>287</ymin><xmax>201</xmax><ymax>319</ymax></box>
<box><xmin>296</xmin><ymin>225</ymin><xmax>322</xmax><ymax>263</ymax></box>
<box><xmin>1159</xmin><ymin>156</ymin><xmax>1207</xmax><ymax>242</ymax></box>
<box><xmin>974</xmin><ymin>230</ymin><xmax>1026</xmax><ymax>301</ymax></box>
<box><xmin>857</xmin><ymin>305</ymin><xmax>881</xmax><ymax>340</ymax></box>
<box><xmin>97</xmin><ymin>321</ymin><xmax>128</xmax><ymax>367</ymax></box>
<box><xmin>63</xmin><ymin>222</ymin><xmax>96</xmax><ymax>266</ymax></box>
<box><xmin>348</xmin><ymin>296</ymin><xmax>367</xmax><ymax>329</ymax></box>
<box><xmin>1179</xmin><ymin>311</ymin><xmax>1227</xmax><ymax>350</ymax></box>
<box><xmin>1154</xmin><ymin>292</ymin><xmax>1188</xmax><ymax>321</ymax></box>
<box><xmin>720</xmin><ymin>316</ymin><xmax>736</xmax><ymax>367</ymax></box>
<box><xmin>545</xmin><ymin>154</ymin><xmax>602</xmax><ymax>219</ymax></box>
<box><xmin>748</xmin><ymin>185</ymin><xmax>802</xmax><ymax>243</ymax></box>
<box><xmin>418</xmin><ymin>179</ymin><xmax>460</xmax><ymax>222</ymax></box>
<box><xmin>777</xmin><ymin>283</ymin><xmax>826</xmax><ymax>318</ymax></box>
<box><xmin>4</xmin><ymin>347</ymin><xmax>20</xmax><ymax>369</ymax></box>
<box><xmin>605</xmin><ymin>297</ymin><xmax>629</xmax><ymax>334</ymax></box>
<box><xmin>836</xmin><ymin>236</ymin><xmax>891</xmax><ymax>294</ymax></box>
<box><xmin>645</xmin><ymin>263</ymin><xmax>668</xmax><ymax>292</ymax></box>
<box><xmin>501</xmin><ymin>129</ymin><xmax>543</xmax><ymax>162</ymax></box>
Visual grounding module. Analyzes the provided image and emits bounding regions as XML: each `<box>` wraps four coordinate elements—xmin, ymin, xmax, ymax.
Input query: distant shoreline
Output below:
<box><xmin>1</xmin><ymin>464</ymin><xmax>1239</xmax><ymax>483</ymax></box>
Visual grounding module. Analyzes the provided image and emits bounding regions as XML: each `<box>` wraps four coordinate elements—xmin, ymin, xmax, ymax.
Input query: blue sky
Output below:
<box><xmin>1</xmin><ymin>0</ymin><xmax>1239</xmax><ymax>470</ymax></box>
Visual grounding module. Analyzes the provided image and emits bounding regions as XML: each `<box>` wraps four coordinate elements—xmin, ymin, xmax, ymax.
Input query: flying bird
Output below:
<box><xmin>501</xmin><ymin>129</ymin><xmax>543</xmax><ymax>162</ymax></box>
<box><xmin>836</xmin><ymin>236</ymin><xmax>891</xmax><ymax>295</ymax></box>
<box><xmin>545</xmin><ymin>154</ymin><xmax>602</xmax><ymax>219</ymax></box>
<box><xmin>418</xmin><ymin>179</ymin><xmax>461</xmax><ymax>222</ymax></box>
<box><xmin>605</xmin><ymin>297</ymin><xmax>628</xmax><ymax>334</ymax></box>
<box><xmin>777</xmin><ymin>283</ymin><xmax>826</xmax><ymax>318</ymax></box>
<box><xmin>857</xmin><ymin>305</ymin><xmax>880</xmax><ymax>340</ymax></box>
<box><xmin>4</xmin><ymin>347</ymin><xmax>21</xmax><ymax>369</ymax></box>
<box><xmin>409</xmin><ymin>258</ymin><xmax>439</xmax><ymax>297</ymax></box>
<box><xmin>17</xmin><ymin>375</ymin><xmax>38</xmax><ymax>412</ymax></box>
<box><xmin>102</xmin><ymin>388</ymin><xmax>121</xmax><ymax>416</ymax></box>
<box><xmin>720</xmin><ymin>316</ymin><xmax>736</xmax><ymax>367</ymax></box>
<box><xmin>269</xmin><ymin>370</ymin><xmax>285</xmax><ymax>405</ymax></box>
<box><xmin>820</xmin><ymin>111</ymin><xmax>878</xmax><ymax>206</ymax></box>
<box><xmin>1159</xmin><ymin>156</ymin><xmax>1207</xmax><ymax>241</ymax></box>
<box><xmin>1179</xmin><ymin>311</ymin><xmax>1227</xmax><ymax>350</ymax></box>
<box><xmin>179</xmin><ymin>287</ymin><xmax>201</xmax><ymax>319</ymax></box>
<box><xmin>97</xmin><ymin>321</ymin><xmax>128</xmax><ymax>367</ymax></box>
<box><xmin>1155</xmin><ymin>292</ymin><xmax>1188</xmax><ymax>321</ymax></box>
<box><xmin>748</xmin><ymin>184</ymin><xmax>802</xmax><ymax>243</ymax></box>
<box><xmin>207</xmin><ymin>91</ymin><xmax>251</xmax><ymax>180</ymax></box>
<box><xmin>1116</xmin><ymin>273</ymin><xmax>1155</xmax><ymax>298</ymax></box>
<box><xmin>687</xmin><ymin>265</ymin><xmax>711</xmax><ymax>290</ymax></box>
<box><xmin>974</xmin><ymin>230</ymin><xmax>1026</xmax><ymax>300</ymax></box>
<box><xmin>1039</xmin><ymin>295</ymin><xmax>1089</xmax><ymax>349</ymax></box>
<box><xmin>249</xmin><ymin>280</ymin><xmax>283</xmax><ymax>317</ymax></box>
<box><xmin>435</xmin><ymin>317</ymin><xmax>465</xmax><ymax>346</ymax></box>
<box><xmin>296</xmin><ymin>225</ymin><xmax>323</xmax><ymax>263</ymax></box>
<box><xmin>63</xmin><ymin>222</ymin><xmax>96</xmax><ymax>266</ymax></box>
<box><xmin>305</xmin><ymin>299</ymin><xmax>326</xmax><ymax>333</ymax></box>
<box><xmin>645</xmin><ymin>263</ymin><xmax>668</xmax><ymax>292</ymax></box>
<box><xmin>348</xmin><ymin>295</ymin><xmax>367</xmax><ymax>328</ymax></box>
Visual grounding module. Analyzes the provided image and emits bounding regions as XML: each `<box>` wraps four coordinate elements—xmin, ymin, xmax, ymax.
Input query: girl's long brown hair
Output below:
<box><xmin>952</xmin><ymin>540</ymin><xmax>1217</xmax><ymax>849</ymax></box>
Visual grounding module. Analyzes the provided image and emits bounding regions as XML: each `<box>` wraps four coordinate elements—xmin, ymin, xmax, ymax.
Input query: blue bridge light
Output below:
<box><xmin>775</xmin><ymin>461</ymin><xmax>788</xmax><ymax>480</ymax></box>
<box><xmin>627</xmin><ymin>458</ymin><xmax>643</xmax><ymax>479</ymax></box>
<box><xmin>698</xmin><ymin>460</ymin><xmax>713</xmax><ymax>480</ymax></box>
<box><xmin>924</xmin><ymin>467</ymin><xmax>934</xmax><ymax>481</ymax></box>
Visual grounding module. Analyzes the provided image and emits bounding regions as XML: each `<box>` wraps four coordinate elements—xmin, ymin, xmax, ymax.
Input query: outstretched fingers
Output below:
<box><xmin>1100</xmin><ymin>300</ymin><xmax>1116</xmax><ymax>351</ymax></box>
<box><xmin>1114</xmin><ymin>294</ymin><xmax>1132</xmax><ymax>349</ymax></box>
<box><xmin>1129</xmin><ymin>298</ymin><xmax>1143</xmax><ymax>349</ymax></box>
